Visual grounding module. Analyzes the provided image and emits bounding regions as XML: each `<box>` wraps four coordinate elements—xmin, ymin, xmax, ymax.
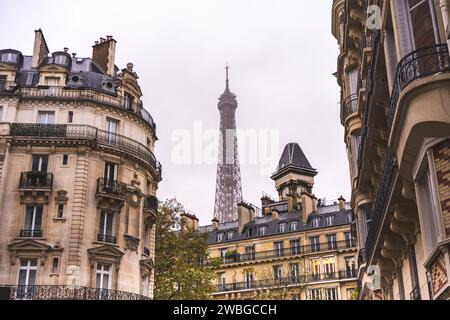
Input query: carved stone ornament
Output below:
<box><xmin>124</xmin><ymin>234</ymin><xmax>140</xmax><ymax>252</ymax></box>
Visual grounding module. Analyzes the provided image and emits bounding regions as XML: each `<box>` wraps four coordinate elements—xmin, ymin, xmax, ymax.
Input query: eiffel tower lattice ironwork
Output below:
<box><xmin>213</xmin><ymin>65</ymin><xmax>243</xmax><ymax>223</ymax></box>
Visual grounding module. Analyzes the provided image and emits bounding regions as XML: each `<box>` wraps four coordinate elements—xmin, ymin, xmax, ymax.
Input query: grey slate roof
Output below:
<box><xmin>204</xmin><ymin>203</ymin><xmax>353</xmax><ymax>245</ymax></box>
<box><xmin>277</xmin><ymin>142</ymin><xmax>314</xmax><ymax>172</ymax></box>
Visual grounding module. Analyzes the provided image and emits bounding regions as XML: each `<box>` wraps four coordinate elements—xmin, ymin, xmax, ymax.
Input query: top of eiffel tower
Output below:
<box><xmin>219</xmin><ymin>63</ymin><xmax>237</xmax><ymax>105</ymax></box>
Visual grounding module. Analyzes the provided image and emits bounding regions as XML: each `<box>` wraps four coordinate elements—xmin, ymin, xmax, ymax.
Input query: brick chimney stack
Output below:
<box><xmin>92</xmin><ymin>35</ymin><xmax>117</xmax><ymax>77</ymax></box>
<box><xmin>31</xmin><ymin>29</ymin><xmax>49</xmax><ymax>68</ymax></box>
<box><xmin>338</xmin><ymin>196</ymin><xmax>346</xmax><ymax>210</ymax></box>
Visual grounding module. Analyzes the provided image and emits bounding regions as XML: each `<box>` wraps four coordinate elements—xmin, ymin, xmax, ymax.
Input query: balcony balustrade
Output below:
<box><xmin>96</xmin><ymin>233</ymin><xmax>117</xmax><ymax>244</ymax></box>
<box><xmin>96</xmin><ymin>178</ymin><xmax>127</xmax><ymax>199</ymax></box>
<box><xmin>216</xmin><ymin>239</ymin><xmax>356</xmax><ymax>265</ymax></box>
<box><xmin>215</xmin><ymin>270</ymin><xmax>357</xmax><ymax>293</ymax></box>
<box><xmin>19</xmin><ymin>230</ymin><xmax>43</xmax><ymax>238</ymax></box>
<box><xmin>144</xmin><ymin>195</ymin><xmax>158</xmax><ymax>213</ymax></box>
<box><xmin>19</xmin><ymin>171</ymin><xmax>53</xmax><ymax>190</ymax></box>
<box><xmin>10</xmin><ymin>124</ymin><xmax>161</xmax><ymax>181</ymax></box>
<box><xmin>341</xmin><ymin>93</ymin><xmax>359</xmax><ymax>125</ymax></box>
<box><xmin>0</xmin><ymin>285</ymin><xmax>149</xmax><ymax>300</ymax></box>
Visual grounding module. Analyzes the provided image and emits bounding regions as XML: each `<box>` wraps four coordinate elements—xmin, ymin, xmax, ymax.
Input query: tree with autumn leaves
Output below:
<box><xmin>154</xmin><ymin>198</ymin><xmax>220</xmax><ymax>300</ymax></box>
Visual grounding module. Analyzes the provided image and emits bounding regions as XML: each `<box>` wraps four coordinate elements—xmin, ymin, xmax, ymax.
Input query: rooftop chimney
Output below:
<box><xmin>212</xmin><ymin>218</ymin><xmax>219</xmax><ymax>230</ymax></box>
<box><xmin>338</xmin><ymin>196</ymin><xmax>346</xmax><ymax>210</ymax></box>
<box><xmin>287</xmin><ymin>194</ymin><xmax>298</xmax><ymax>213</ymax></box>
<box><xmin>237</xmin><ymin>202</ymin><xmax>255</xmax><ymax>234</ymax></box>
<box><xmin>31</xmin><ymin>29</ymin><xmax>49</xmax><ymax>69</ymax></box>
<box><xmin>272</xmin><ymin>208</ymin><xmax>279</xmax><ymax>221</ymax></box>
<box><xmin>301</xmin><ymin>192</ymin><xmax>315</xmax><ymax>224</ymax></box>
<box><xmin>63</xmin><ymin>47</ymin><xmax>69</xmax><ymax>53</ymax></box>
<box><xmin>92</xmin><ymin>35</ymin><xmax>117</xmax><ymax>77</ymax></box>
<box><xmin>180</xmin><ymin>212</ymin><xmax>199</xmax><ymax>233</ymax></box>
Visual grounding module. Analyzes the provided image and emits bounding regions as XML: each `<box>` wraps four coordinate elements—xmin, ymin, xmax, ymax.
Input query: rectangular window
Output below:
<box><xmin>0</xmin><ymin>106</ymin><xmax>3</xmax><ymax>121</ymax></box>
<box><xmin>290</xmin><ymin>239</ymin><xmax>301</xmax><ymax>255</ymax></box>
<box><xmin>226</xmin><ymin>231</ymin><xmax>234</xmax><ymax>240</ymax></box>
<box><xmin>96</xmin><ymin>263</ymin><xmax>112</xmax><ymax>290</ymax></box>
<box><xmin>309</xmin><ymin>288</ymin><xmax>322</xmax><ymax>300</ymax></box>
<box><xmin>18</xmin><ymin>259</ymin><xmax>38</xmax><ymax>287</ymax></box>
<box><xmin>23</xmin><ymin>205</ymin><xmax>43</xmax><ymax>237</ymax></box>
<box><xmin>345</xmin><ymin>256</ymin><xmax>356</xmax><ymax>278</ymax></box>
<box><xmin>325</xmin><ymin>215</ymin><xmax>334</xmax><ymax>226</ymax></box>
<box><xmin>68</xmin><ymin>111</ymin><xmax>73</xmax><ymax>123</ymax></box>
<box><xmin>62</xmin><ymin>154</ymin><xmax>69</xmax><ymax>166</ymax></box>
<box><xmin>323</xmin><ymin>257</ymin><xmax>336</xmax><ymax>278</ymax></box>
<box><xmin>346</xmin><ymin>213</ymin><xmax>352</xmax><ymax>223</ymax></box>
<box><xmin>37</xmin><ymin>111</ymin><xmax>55</xmax><ymax>124</ymax></box>
<box><xmin>309</xmin><ymin>258</ymin><xmax>321</xmax><ymax>279</ymax></box>
<box><xmin>407</xmin><ymin>0</ymin><xmax>438</xmax><ymax>49</ymax></box>
<box><xmin>51</xmin><ymin>257</ymin><xmax>59</xmax><ymax>274</ymax></box>
<box><xmin>258</xmin><ymin>225</ymin><xmax>267</xmax><ymax>236</ymax></box>
<box><xmin>311</xmin><ymin>218</ymin><xmax>320</xmax><ymax>228</ymax></box>
<box><xmin>216</xmin><ymin>233</ymin><xmax>224</xmax><ymax>242</ymax></box>
<box><xmin>217</xmin><ymin>272</ymin><xmax>226</xmax><ymax>291</ymax></box>
<box><xmin>278</xmin><ymin>223</ymin><xmax>287</xmax><ymax>233</ymax></box>
<box><xmin>309</xmin><ymin>236</ymin><xmax>320</xmax><ymax>252</ymax></box>
<box><xmin>106</xmin><ymin>118</ymin><xmax>119</xmax><ymax>143</ymax></box>
<box><xmin>289</xmin><ymin>263</ymin><xmax>299</xmax><ymax>283</ymax></box>
<box><xmin>32</xmin><ymin>155</ymin><xmax>48</xmax><ymax>172</ymax></box>
<box><xmin>220</xmin><ymin>248</ymin><xmax>228</xmax><ymax>260</ymax></box>
<box><xmin>57</xmin><ymin>204</ymin><xmax>64</xmax><ymax>218</ymax></box>
<box><xmin>327</xmin><ymin>234</ymin><xmax>337</xmax><ymax>250</ymax></box>
<box><xmin>244</xmin><ymin>245</ymin><xmax>255</xmax><ymax>261</ymax></box>
<box><xmin>273</xmin><ymin>265</ymin><xmax>282</xmax><ymax>280</ymax></box>
<box><xmin>345</xmin><ymin>232</ymin><xmax>353</xmax><ymax>248</ymax></box>
<box><xmin>124</xmin><ymin>93</ymin><xmax>133</xmax><ymax>110</ymax></box>
<box><xmin>104</xmin><ymin>162</ymin><xmax>117</xmax><ymax>182</ymax></box>
<box><xmin>99</xmin><ymin>211</ymin><xmax>115</xmax><ymax>243</ymax></box>
<box><xmin>274</xmin><ymin>241</ymin><xmax>284</xmax><ymax>257</ymax></box>
<box><xmin>290</xmin><ymin>221</ymin><xmax>298</xmax><ymax>231</ymax></box>
<box><xmin>245</xmin><ymin>271</ymin><xmax>254</xmax><ymax>289</ymax></box>
<box><xmin>323</xmin><ymin>287</ymin><xmax>338</xmax><ymax>300</ymax></box>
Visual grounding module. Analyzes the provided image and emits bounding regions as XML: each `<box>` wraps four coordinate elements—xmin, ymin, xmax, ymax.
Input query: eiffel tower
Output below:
<box><xmin>213</xmin><ymin>65</ymin><xmax>243</xmax><ymax>223</ymax></box>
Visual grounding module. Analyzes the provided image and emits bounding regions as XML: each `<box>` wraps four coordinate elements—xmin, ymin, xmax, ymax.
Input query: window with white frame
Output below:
<box><xmin>289</xmin><ymin>263</ymin><xmax>299</xmax><ymax>283</ymax></box>
<box><xmin>17</xmin><ymin>258</ymin><xmax>38</xmax><ymax>286</ymax></box>
<box><xmin>23</xmin><ymin>205</ymin><xmax>43</xmax><ymax>237</ymax></box>
<box><xmin>323</xmin><ymin>257</ymin><xmax>336</xmax><ymax>278</ymax></box>
<box><xmin>345</xmin><ymin>256</ymin><xmax>356</xmax><ymax>278</ymax></box>
<box><xmin>245</xmin><ymin>270</ymin><xmax>254</xmax><ymax>289</ymax></box>
<box><xmin>323</xmin><ymin>287</ymin><xmax>338</xmax><ymax>300</ymax></box>
<box><xmin>406</xmin><ymin>0</ymin><xmax>439</xmax><ymax>49</ymax></box>
<box><xmin>327</xmin><ymin>234</ymin><xmax>337</xmax><ymax>250</ymax></box>
<box><xmin>415</xmin><ymin>155</ymin><xmax>442</xmax><ymax>254</ymax></box>
<box><xmin>278</xmin><ymin>223</ymin><xmax>287</xmax><ymax>233</ymax></box>
<box><xmin>324</xmin><ymin>215</ymin><xmax>334</xmax><ymax>226</ymax></box>
<box><xmin>258</xmin><ymin>225</ymin><xmax>267</xmax><ymax>236</ymax></box>
<box><xmin>98</xmin><ymin>211</ymin><xmax>115</xmax><ymax>244</ymax></box>
<box><xmin>290</xmin><ymin>239</ymin><xmax>301</xmax><ymax>255</ymax></box>
<box><xmin>95</xmin><ymin>263</ymin><xmax>112</xmax><ymax>290</ymax></box>
<box><xmin>311</xmin><ymin>217</ymin><xmax>320</xmax><ymax>228</ymax></box>
<box><xmin>308</xmin><ymin>288</ymin><xmax>322</xmax><ymax>300</ymax></box>
<box><xmin>273</xmin><ymin>265</ymin><xmax>282</xmax><ymax>281</ymax></box>
<box><xmin>274</xmin><ymin>241</ymin><xmax>284</xmax><ymax>257</ymax></box>
<box><xmin>216</xmin><ymin>233</ymin><xmax>224</xmax><ymax>242</ymax></box>
<box><xmin>37</xmin><ymin>111</ymin><xmax>55</xmax><ymax>124</ymax></box>
<box><xmin>309</xmin><ymin>236</ymin><xmax>320</xmax><ymax>252</ymax></box>
<box><xmin>290</xmin><ymin>221</ymin><xmax>298</xmax><ymax>231</ymax></box>
<box><xmin>309</xmin><ymin>258</ymin><xmax>321</xmax><ymax>276</ymax></box>
<box><xmin>344</xmin><ymin>232</ymin><xmax>353</xmax><ymax>248</ymax></box>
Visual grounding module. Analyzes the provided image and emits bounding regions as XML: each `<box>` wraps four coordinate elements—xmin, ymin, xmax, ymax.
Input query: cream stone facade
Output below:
<box><xmin>0</xmin><ymin>30</ymin><xmax>160</xmax><ymax>299</ymax></box>
<box><xmin>332</xmin><ymin>0</ymin><xmax>450</xmax><ymax>300</ymax></box>
<box><xmin>194</xmin><ymin>143</ymin><xmax>358</xmax><ymax>300</ymax></box>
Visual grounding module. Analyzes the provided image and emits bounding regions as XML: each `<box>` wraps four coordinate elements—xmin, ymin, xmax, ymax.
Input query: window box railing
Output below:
<box><xmin>9</xmin><ymin>124</ymin><xmax>161</xmax><ymax>180</ymax></box>
<box><xmin>144</xmin><ymin>195</ymin><xmax>158</xmax><ymax>212</ymax></box>
<box><xmin>215</xmin><ymin>239</ymin><xmax>356</xmax><ymax>265</ymax></box>
<box><xmin>0</xmin><ymin>285</ymin><xmax>150</xmax><ymax>300</ymax></box>
<box><xmin>96</xmin><ymin>178</ymin><xmax>127</xmax><ymax>198</ymax></box>
<box><xmin>97</xmin><ymin>233</ymin><xmax>117</xmax><ymax>244</ymax></box>
<box><xmin>19</xmin><ymin>172</ymin><xmax>53</xmax><ymax>190</ymax></box>
<box><xmin>215</xmin><ymin>270</ymin><xmax>357</xmax><ymax>293</ymax></box>
<box><xmin>19</xmin><ymin>230</ymin><xmax>43</xmax><ymax>238</ymax></box>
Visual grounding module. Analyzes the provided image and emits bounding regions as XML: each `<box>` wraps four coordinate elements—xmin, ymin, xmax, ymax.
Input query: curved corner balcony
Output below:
<box><xmin>9</xmin><ymin>123</ymin><xmax>162</xmax><ymax>181</ymax></box>
<box><xmin>6</xmin><ymin>86</ymin><xmax>157</xmax><ymax>131</ymax></box>
<box><xmin>387</xmin><ymin>44</ymin><xmax>450</xmax><ymax>129</ymax></box>
<box><xmin>0</xmin><ymin>285</ymin><xmax>150</xmax><ymax>300</ymax></box>
<box><xmin>341</xmin><ymin>93</ymin><xmax>359</xmax><ymax>125</ymax></box>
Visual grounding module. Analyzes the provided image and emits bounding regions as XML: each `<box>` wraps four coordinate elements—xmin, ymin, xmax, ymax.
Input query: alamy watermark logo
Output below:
<box><xmin>171</xmin><ymin>121</ymin><xmax>280</xmax><ymax>175</ymax></box>
<box><xmin>366</xmin><ymin>5</ymin><xmax>382</xmax><ymax>30</ymax></box>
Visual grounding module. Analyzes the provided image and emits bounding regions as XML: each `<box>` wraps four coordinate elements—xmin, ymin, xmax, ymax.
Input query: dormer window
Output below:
<box><xmin>311</xmin><ymin>217</ymin><xmax>320</xmax><ymax>228</ymax></box>
<box><xmin>346</xmin><ymin>213</ymin><xmax>352</xmax><ymax>223</ymax></box>
<box><xmin>226</xmin><ymin>231</ymin><xmax>234</xmax><ymax>240</ymax></box>
<box><xmin>290</xmin><ymin>221</ymin><xmax>298</xmax><ymax>231</ymax></box>
<box><xmin>1</xmin><ymin>52</ymin><xmax>18</xmax><ymax>63</ymax></box>
<box><xmin>258</xmin><ymin>226</ymin><xmax>267</xmax><ymax>236</ymax></box>
<box><xmin>53</xmin><ymin>54</ymin><xmax>68</xmax><ymax>66</ymax></box>
<box><xmin>278</xmin><ymin>223</ymin><xmax>287</xmax><ymax>233</ymax></box>
<box><xmin>325</xmin><ymin>216</ymin><xmax>334</xmax><ymax>226</ymax></box>
<box><xmin>216</xmin><ymin>233</ymin><xmax>224</xmax><ymax>242</ymax></box>
<box><xmin>102</xmin><ymin>80</ymin><xmax>115</xmax><ymax>92</ymax></box>
<box><xmin>124</xmin><ymin>93</ymin><xmax>134</xmax><ymax>110</ymax></box>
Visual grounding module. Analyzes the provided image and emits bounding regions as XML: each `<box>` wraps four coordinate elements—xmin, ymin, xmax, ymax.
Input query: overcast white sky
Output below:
<box><xmin>0</xmin><ymin>0</ymin><xmax>350</xmax><ymax>225</ymax></box>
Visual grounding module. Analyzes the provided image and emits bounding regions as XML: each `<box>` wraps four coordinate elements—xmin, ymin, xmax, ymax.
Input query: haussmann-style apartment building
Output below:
<box><xmin>0</xmin><ymin>30</ymin><xmax>161</xmax><ymax>300</ymax></box>
<box><xmin>332</xmin><ymin>0</ymin><xmax>450</xmax><ymax>300</ymax></box>
<box><xmin>183</xmin><ymin>143</ymin><xmax>358</xmax><ymax>300</ymax></box>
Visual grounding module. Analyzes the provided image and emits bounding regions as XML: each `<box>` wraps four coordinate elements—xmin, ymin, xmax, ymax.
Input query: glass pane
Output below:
<box><xmin>106</xmin><ymin>213</ymin><xmax>114</xmax><ymax>235</ymax></box>
<box><xmin>28</xmin><ymin>270</ymin><xmax>36</xmax><ymax>286</ymax></box>
<box><xmin>29</xmin><ymin>259</ymin><xmax>37</xmax><ymax>267</ymax></box>
<box><xmin>409</xmin><ymin>0</ymin><xmax>437</xmax><ymax>48</ymax></box>
<box><xmin>96</xmin><ymin>272</ymin><xmax>101</xmax><ymax>288</ymax></box>
<box><xmin>99</xmin><ymin>213</ymin><xmax>106</xmax><ymax>234</ymax></box>
<box><xmin>34</xmin><ymin>207</ymin><xmax>43</xmax><ymax>229</ymax></box>
<box><xmin>18</xmin><ymin>270</ymin><xmax>27</xmax><ymax>285</ymax></box>
<box><xmin>102</xmin><ymin>274</ymin><xmax>110</xmax><ymax>289</ymax></box>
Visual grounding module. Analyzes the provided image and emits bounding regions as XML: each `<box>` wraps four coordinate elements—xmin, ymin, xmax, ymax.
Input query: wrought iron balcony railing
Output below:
<box><xmin>216</xmin><ymin>240</ymin><xmax>356</xmax><ymax>265</ymax></box>
<box><xmin>215</xmin><ymin>270</ymin><xmax>357</xmax><ymax>293</ymax></box>
<box><xmin>5</xmin><ymin>86</ymin><xmax>156</xmax><ymax>130</ymax></box>
<box><xmin>0</xmin><ymin>285</ymin><xmax>150</xmax><ymax>300</ymax></box>
<box><xmin>144</xmin><ymin>195</ymin><xmax>158</xmax><ymax>212</ymax></box>
<box><xmin>19</xmin><ymin>229</ymin><xmax>43</xmax><ymax>238</ymax></box>
<box><xmin>387</xmin><ymin>44</ymin><xmax>450</xmax><ymax>129</ymax></box>
<box><xmin>410</xmin><ymin>285</ymin><xmax>421</xmax><ymax>300</ymax></box>
<box><xmin>96</xmin><ymin>178</ymin><xmax>127</xmax><ymax>198</ymax></box>
<box><xmin>96</xmin><ymin>233</ymin><xmax>117</xmax><ymax>244</ymax></box>
<box><xmin>341</xmin><ymin>93</ymin><xmax>359</xmax><ymax>125</ymax></box>
<box><xmin>364</xmin><ymin>150</ymin><xmax>397</xmax><ymax>259</ymax></box>
<box><xmin>10</xmin><ymin>124</ymin><xmax>161</xmax><ymax>180</ymax></box>
<box><xmin>19</xmin><ymin>171</ymin><xmax>53</xmax><ymax>190</ymax></box>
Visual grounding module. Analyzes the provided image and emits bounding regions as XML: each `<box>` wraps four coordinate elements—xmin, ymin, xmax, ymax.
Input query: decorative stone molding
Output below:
<box><xmin>140</xmin><ymin>258</ymin><xmax>154</xmax><ymax>279</ymax></box>
<box><xmin>7</xmin><ymin>239</ymin><xmax>59</xmax><ymax>266</ymax></box>
<box><xmin>87</xmin><ymin>245</ymin><xmax>124</xmax><ymax>271</ymax></box>
<box><xmin>55</xmin><ymin>190</ymin><xmax>68</xmax><ymax>204</ymax></box>
<box><xmin>124</xmin><ymin>234</ymin><xmax>140</xmax><ymax>252</ymax></box>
